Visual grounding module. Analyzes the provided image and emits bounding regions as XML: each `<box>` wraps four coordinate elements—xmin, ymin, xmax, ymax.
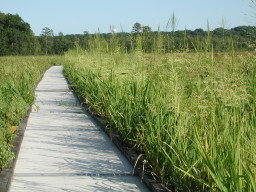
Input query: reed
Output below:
<box><xmin>0</xmin><ymin>56</ymin><xmax>60</xmax><ymax>168</ymax></box>
<box><xmin>63</xmin><ymin>29</ymin><xmax>256</xmax><ymax>191</ymax></box>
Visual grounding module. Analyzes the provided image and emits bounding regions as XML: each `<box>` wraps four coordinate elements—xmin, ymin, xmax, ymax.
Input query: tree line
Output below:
<box><xmin>0</xmin><ymin>12</ymin><xmax>256</xmax><ymax>56</ymax></box>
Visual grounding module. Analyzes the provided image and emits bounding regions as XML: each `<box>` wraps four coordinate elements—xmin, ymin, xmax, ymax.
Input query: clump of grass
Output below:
<box><xmin>0</xmin><ymin>56</ymin><xmax>61</xmax><ymax>168</ymax></box>
<box><xmin>64</xmin><ymin>29</ymin><xmax>256</xmax><ymax>191</ymax></box>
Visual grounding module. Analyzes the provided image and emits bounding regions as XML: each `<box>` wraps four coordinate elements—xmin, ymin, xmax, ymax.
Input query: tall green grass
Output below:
<box><xmin>64</xmin><ymin>29</ymin><xmax>256</xmax><ymax>191</ymax></box>
<box><xmin>0</xmin><ymin>56</ymin><xmax>60</xmax><ymax>168</ymax></box>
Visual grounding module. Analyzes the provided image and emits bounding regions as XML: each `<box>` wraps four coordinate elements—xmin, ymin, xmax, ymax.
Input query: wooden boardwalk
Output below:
<box><xmin>9</xmin><ymin>66</ymin><xmax>149</xmax><ymax>192</ymax></box>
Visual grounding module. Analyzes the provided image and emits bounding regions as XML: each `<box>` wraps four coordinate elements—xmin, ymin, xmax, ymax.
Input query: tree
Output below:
<box><xmin>132</xmin><ymin>22</ymin><xmax>142</xmax><ymax>33</ymax></box>
<box><xmin>0</xmin><ymin>24</ymin><xmax>8</xmax><ymax>55</ymax></box>
<box><xmin>40</xmin><ymin>27</ymin><xmax>54</xmax><ymax>54</ymax></box>
<box><xmin>69</xmin><ymin>35</ymin><xmax>80</xmax><ymax>49</ymax></box>
<box><xmin>194</xmin><ymin>28</ymin><xmax>206</xmax><ymax>36</ymax></box>
<box><xmin>53</xmin><ymin>32</ymin><xmax>69</xmax><ymax>54</ymax></box>
<box><xmin>0</xmin><ymin>12</ymin><xmax>36</xmax><ymax>55</ymax></box>
<box><xmin>142</xmin><ymin>26</ymin><xmax>152</xmax><ymax>33</ymax></box>
<box><xmin>81</xmin><ymin>31</ymin><xmax>89</xmax><ymax>49</ymax></box>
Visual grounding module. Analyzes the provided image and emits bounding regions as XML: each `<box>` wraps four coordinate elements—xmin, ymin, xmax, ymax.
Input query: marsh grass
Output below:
<box><xmin>1</xmin><ymin>25</ymin><xmax>255</xmax><ymax>191</ymax></box>
<box><xmin>0</xmin><ymin>56</ymin><xmax>61</xmax><ymax>168</ymax></box>
<box><xmin>64</xmin><ymin>27</ymin><xmax>256</xmax><ymax>192</ymax></box>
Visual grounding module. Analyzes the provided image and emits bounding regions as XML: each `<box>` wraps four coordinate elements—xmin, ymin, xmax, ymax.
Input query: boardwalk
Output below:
<box><xmin>9</xmin><ymin>66</ymin><xmax>149</xmax><ymax>192</ymax></box>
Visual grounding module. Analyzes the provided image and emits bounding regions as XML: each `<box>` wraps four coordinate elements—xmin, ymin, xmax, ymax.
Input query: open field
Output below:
<box><xmin>64</xmin><ymin>47</ymin><xmax>256</xmax><ymax>191</ymax></box>
<box><xmin>0</xmin><ymin>56</ymin><xmax>62</xmax><ymax>168</ymax></box>
<box><xmin>0</xmin><ymin>36</ymin><xmax>256</xmax><ymax>191</ymax></box>
<box><xmin>1</xmin><ymin>2</ymin><xmax>256</xmax><ymax>191</ymax></box>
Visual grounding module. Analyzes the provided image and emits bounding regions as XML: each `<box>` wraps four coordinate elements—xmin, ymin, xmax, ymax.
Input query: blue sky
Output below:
<box><xmin>1</xmin><ymin>0</ymin><xmax>255</xmax><ymax>35</ymax></box>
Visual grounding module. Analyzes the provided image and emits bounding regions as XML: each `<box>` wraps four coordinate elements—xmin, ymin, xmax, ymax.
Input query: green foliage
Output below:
<box><xmin>0</xmin><ymin>12</ymin><xmax>255</xmax><ymax>55</ymax></box>
<box><xmin>40</xmin><ymin>27</ymin><xmax>54</xmax><ymax>55</ymax></box>
<box><xmin>132</xmin><ymin>22</ymin><xmax>142</xmax><ymax>33</ymax></box>
<box><xmin>0</xmin><ymin>56</ymin><xmax>59</xmax><ymax>168</ymax></box>
<box><xmin>59</xmin><ymin>25</ymin><xmax>256</xmax><ymax>54</ymax></box>
<box><xmin>0</xmin><ymin>12</ymin><xmax>40</xmax><ymax>56</ymax></box>
<box><xmin>0</xmin><ymin>123</ymin><xmax>14</xmax><ymax>168</ymax></box>
<box><xmin>142</xmin><ymin>26</ymin><xmax>152</xmax><ymax>33</ymax></box>
<box><xmin>53</xmin><ymin>32</ymin><xmax>69</xmax><ymax>54</ymax></box>
<box><xmin>64</xmin><ymin>38</ymin><xmax>256</xmax><ymax>191</ymax></box>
